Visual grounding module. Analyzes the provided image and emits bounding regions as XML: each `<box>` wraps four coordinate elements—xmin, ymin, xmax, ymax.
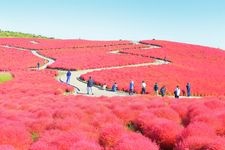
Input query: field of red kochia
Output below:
<box><xmin>1</xmin><ymin>38</ymin><xmax>225</xmax><ymax>149</ymax></box>
<box><xmin>81</xmin><ymin>40</ymin><xmax>225</xmax><ymax>96</ymax></box>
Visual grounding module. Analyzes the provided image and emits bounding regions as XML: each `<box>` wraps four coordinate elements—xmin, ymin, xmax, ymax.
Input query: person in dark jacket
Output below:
<box><xmin>66</xmin><ymin>70</ymin><xmax>71</xmax><ymax>84</ymax></box>
<box><xmin>154</xmin><ymin>82</ymin><xmax>159</xmax><ymax>95</ymax></box>
<box><xmin>112</xmin><ymin>82</ymin><xmax>118</xmax><ymax>92</ymax></box>
<box><xmin>160</xmin><ymin>86</ymin><xmax>166</xmax><ymax>97</ymax></box>
<box><xmin>186</xmin><ymin>83</ymin><xmax>191</xmax><ymax>97</ymax></box>
<box><xmin>87</xmin><ymin>76</ymin><xmax>94</xmax><ymax>95</ymax></box>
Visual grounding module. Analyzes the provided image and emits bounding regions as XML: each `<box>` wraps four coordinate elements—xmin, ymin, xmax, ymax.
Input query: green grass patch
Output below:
<box><xmin>126</xmin><ymin>121</ymin><xmax>137</xmax><ymax>132</ymax></box>
<box><xmin>31</xmin><ymin>131</ymin><xmax>40</xmax><ymax>142</ymax></box>
<box><xmin>0</xmin><ymin>72</ymin><xmax>13</xmax><ymax>83</ymax></box>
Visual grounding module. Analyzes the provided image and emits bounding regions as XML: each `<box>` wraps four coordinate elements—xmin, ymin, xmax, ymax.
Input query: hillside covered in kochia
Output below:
<box><xmin>1</xmin><ymin>38</ymin><xmax>225</xmax><ymax>149</ymax></box>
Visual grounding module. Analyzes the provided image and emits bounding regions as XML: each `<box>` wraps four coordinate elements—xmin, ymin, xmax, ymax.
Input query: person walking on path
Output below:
<box><xmin>87</xmin><ymin>76</ymin><xmax>94</xmax><ymax>95</ymax></box>
<box><xmin>102</xmin><ymin>83</ymin><xmax>107</xmax><ymax>90</ymax></box>
<box><xmin>154</xmin><ymin>82</ymin><xmax>159</xmax><ymax>95</ymax></box>
<box><xmin>37</xmin><ymin>62</ymin><xmax>40</xmax><ymax>70</ymax></box>
<box><xmin>66</xmin><ymin>70</ymin><xmax>71</xmax><ymax>84</ymax></box>
<box><xmin>174</xmin><ymin>85</ymin><xmax>181</xmax><ymax>98</ymax></box>
<box><xmin>186</xmin><ymin>83</ymin><xmax>191</xmax><ymax>97</ymax></box>
<box><xmin>129</xmin><ymin>80</ymin><xmax>135</xmax><ymax>95</ymax></box>
<box><xmin>160</xmin><ymin>85</ymin><xmax>166</xmax><ymax>97</ymax></box>
<box><xmin>141</xmin><ymin>81</ymin><xmax>146</xmax><ymax>94</ymax></box>
<box><xmin>112</xmin><ymin>82</ymin><xmax>118</xmax><ymax>92</ymax></box>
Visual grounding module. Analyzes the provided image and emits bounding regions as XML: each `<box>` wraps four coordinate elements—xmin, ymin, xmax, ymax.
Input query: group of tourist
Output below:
<box><xmin>66</xmin><ymin>70</ymin><xmax>191</xmax><ymax>97</ymax></box>
<box><xmin>128</xmin><ymin>81</ymin><xmax>191</xmax><ymax>98</ymax></box>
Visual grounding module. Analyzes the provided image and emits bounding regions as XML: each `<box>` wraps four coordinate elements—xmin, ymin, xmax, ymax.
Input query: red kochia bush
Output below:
<box><xmin>0</xmin><ymin>47</ymin><xmax>44</xmax><ymax>71</ymax></box>
<box><xmin>186</xmin><ymin>102</ymin><xmax>211</xmax><ymax>123</ymax></box>
<box><xmin>69</xmin><ymin>140</ymin><xmax>102</xmax><ymax>150</ymax></box>
<box><xmin>216</xmin><ymin>111</ymin><xmax>225</xmax><ymax>135</ymax></box>
<box><xmin>0</xmin><ymin>145</ymin><xmax>15</xmax><ymax>150</ymax></box>
<box><xmin>132</xmin><ymin>111</ymin><xmax>156</xmax><ymax>128</ymax></box>
<box><xmin>99</xmin><ymin>124</ymin><xmax>126</xmax><ymax>148</ymax></box>
<box><xmin>112</xmin><ymin>105</ymin><xmax>142</xmax><ymax>123</ymax></box>
<box><xmin>0</xmin><ymin>70</ymin><xmax>73</xmax><ymax>97</ymax></box>
<box><xmin>149</xmin><ymin>107</ymin><xmax>181</xmax><ymax>123</ymax></box>
<box><xmin>82</xmin><ymin>40</ymin><xmax>225</xmax><ymax>96</ymax></box>
<box><xmin>91</xmin><ymin>112</ymin><xmax>122</xmax><ymax>129</ymax></box>
<box><xmin>146</xmin><ymin>99</ymin><xmax>166</xmax><ymax>108</ymax></box>
<box><xmin>186</xmin><ymin>100</ymin><xmax>225</xmax><ymax>135</ymax></box>
<box><xmin>30</xmin><ymin>130</ymin><xmax>92</xmax><ymax>150</ymax></box>
<box><xmin>191</xmin><ymin>114</ymin><xmax>223</xmax><ymax>134</ymax></box>
<box><xmin>114</xmin><ymin>132</ymin><xmax>159</xmax><ymax>150</ymax></box>
<box><xmin>0</xmin><ymin>38</ymin><xmax>132</xmax><ymax>51</ymax></box>
<box><xmin>133</xmin><ymin>117</ymin><xmax>183</xmax><ymax>150</ymax></box>
<box><xmin>175</xmin><ymin>136</ymin><xmax>225</xmax><ymax>150</ymax></box>
<box><xmin>29</xmin><ymin>141</ymin><xmax>57</xmax><ymax>150</ymax></box>
<box><xmin>204</xmin><ymin>99</ymin><xmax>225</xmax><ymax>110</ymax></box>
<box><xmin>0</xmin><ymin>124</ymin><xmax>32</xmax><ymax>150</ymax></box>
<box><xmin>170</xmin><ymin>100</ymin><xmax>191</xmax><ymax>125</ymax></box>
<box><xmin>179</xmin><ymin>122</ymin><xmax>216</xmax><ymax>139</ymax></box>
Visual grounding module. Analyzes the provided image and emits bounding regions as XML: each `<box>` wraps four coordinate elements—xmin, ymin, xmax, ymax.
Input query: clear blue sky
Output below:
<box><xmin>0</xmin><ymin>0</ymin><xmax>225</xmax><ymax>48</ymax></box>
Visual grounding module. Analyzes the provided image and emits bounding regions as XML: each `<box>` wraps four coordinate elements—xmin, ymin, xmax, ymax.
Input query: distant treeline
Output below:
<box><xmin>0</xmin><ymin>29</ymin><xmax>52</xmax><ymax>38</ymax></box>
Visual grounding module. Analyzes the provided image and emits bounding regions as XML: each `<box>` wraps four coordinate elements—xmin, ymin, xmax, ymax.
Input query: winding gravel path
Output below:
<box><xmin>1</xmin><ymin>43</ymin><xmax>200</xmax><ymax>98</ymax></box>
<box><xmin>57</xmin><ymin>59</ymin><xmax>169</xmax><ymax>97</ymax></box>
<box><xmin>31</xmin><ymin>50</ymin><xmax>55</xmax><ymax>70</ymax></box>
<box><xmin>29</xmin><ymin>44</ymin><xmax>169</xmax><ymax>96</ymax></box>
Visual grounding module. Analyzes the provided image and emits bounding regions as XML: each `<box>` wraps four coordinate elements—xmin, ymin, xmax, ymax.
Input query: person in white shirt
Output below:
<box><xmin>174</xmin><ymin>85</ymin><xmax>181</xmax><ymax>98</ymax></box>
<box><xmin>141</xmin><ymin>81</ymin><xmax>147</xmax><ymax>94</ymax></box>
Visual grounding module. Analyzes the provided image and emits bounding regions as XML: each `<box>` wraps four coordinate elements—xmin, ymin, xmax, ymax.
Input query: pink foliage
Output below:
<box><xmin>69</xmin><ymin>140</ymin><xmax>102</xmax><ymax>150</ymax></box>
<box><xmin>204</xmin><ymin>99</ymin><xmax>225</xmax><ymax>110</ymax></box>
<box><xmin>133</xmin><ymin>116</ymin><xmax>183</xmax><ymax>150</ymax></box>
<box><xmin>179</xmin><ymin>122</ymin><xmax>216</xmax><ymax>139</ymax></box>
<box><xmin>0</xmin><ymin>38</ymin><xmax>132</xmax><ymax>50</ymax></box>
<box><xmin>216</xmin><ymin>111</ymin><xmax>225</xmax><ymax>135</ymax></box>
<box><xmin>1</xmin><ymin>38</ymin><xmax>225</xmax><ymax>149</ymax></box>
<box><xmin>175</xmin><ymin>136</ymin><xmax>225</xmax><ymax>150</ymax></box>
<box><xmin>186</xmin><ymin>99</ymin><xmax>225</xmax><ymax>135</ymax></box>
<box><xmin>99</xmin><ymin>124</ymin><xmax>126</xmax><ymax>148</ymax></box>
<box><xmin>0</xmin><ymin>123</ymin><xmax>32</xmax><ymax>150</ymax></box>
<box><xmin>0</xmin><ymin>70</ymin><xmax>73</xmax><ymax>97</ymax></box>
<box><xmin>82</xmin><ymin>40</ymin><xmax>225</xmax><ymax>96</ymax></box>
<box><xmin>149</xmin><ymin>107</ymin><xmax>181</xmax><ymax>123</ymax></box>
<box><xmin>0</xmin><ymin>47</ymin><xmax>44</xmax><ymax>71</ymax></box>
<box><xmin>114</xmin><ymin>132</ymin><xmax>159</xmax><ymax>150</ymax></box>
<box><xmin>0</xmin><ymin>145</ymin><xmax>15</xmax><ymax>150</ymax></box>
<box><xmin>30</xmin><ymin>130</ymin><xmax>92</xmax><ymax>150</ymax></box>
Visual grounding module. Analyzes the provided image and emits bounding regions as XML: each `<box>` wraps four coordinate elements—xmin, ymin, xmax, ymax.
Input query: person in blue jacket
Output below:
<box><xmin>129</xmin><ymin>80</ymin><xmax>134</xmax><ymax>95</ymax></box>
<box><xmin>66</xmin><ymin>70</ymin><xmax>71</xmax><ymax>84</ymax></box>
<box><xmin>112</xmin><ymin>82</ymin><xmax>118</xmax><ymax>92</ymax></box>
